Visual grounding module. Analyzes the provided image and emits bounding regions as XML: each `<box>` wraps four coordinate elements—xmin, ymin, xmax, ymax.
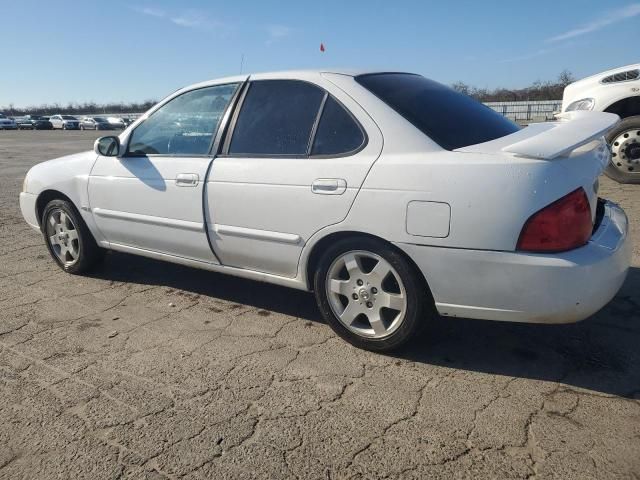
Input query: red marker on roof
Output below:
<box><xmin>320</xmin><ymin>43</ymin><xmax>325</xmax><ymax>52</ymax></box>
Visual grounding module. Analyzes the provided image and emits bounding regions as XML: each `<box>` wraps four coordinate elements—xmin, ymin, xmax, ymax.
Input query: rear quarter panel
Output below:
<box><xmin>309</xmin><ymin>142</ymin><xmax>608</xmax><ymax>252</ymax></box>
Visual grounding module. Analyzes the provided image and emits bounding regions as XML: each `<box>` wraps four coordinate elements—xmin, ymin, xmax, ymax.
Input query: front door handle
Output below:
<box><xmin>176</xmin><ymin>173</ymin><xmax>199</xmax><ymax>187</ymax></box>
<box><xmin>312</xmin><ymin>178</ymin><xmax>347</xmax><ymax>195</ymax></box>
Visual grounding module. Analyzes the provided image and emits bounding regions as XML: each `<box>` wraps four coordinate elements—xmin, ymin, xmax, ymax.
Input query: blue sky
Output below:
<box><xmin>1</xmin><ymin>0</ymin><xmax>639</xmax><ymax>107</ymax></box>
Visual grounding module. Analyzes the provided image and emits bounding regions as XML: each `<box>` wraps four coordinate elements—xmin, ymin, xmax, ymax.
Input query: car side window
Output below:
<box><xmin>311</xmin><ymin>96</ymin><xmax>365</xmax><ymax>155</ymax></box>
<box><xmin>127</xmin><ymin>83</ymin><xmax>239</xmax><ymax>156</ymax></box>
<box><xmin>228</xmin><ymin>80</ymin><xmax>325</xmax><ymax>155</ymax></box>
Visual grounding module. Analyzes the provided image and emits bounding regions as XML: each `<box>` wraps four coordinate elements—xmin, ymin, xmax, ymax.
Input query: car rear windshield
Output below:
<box><xmin>62</xmin><ymin>115</ymin><xmax>77</xmax><ymax>120</ymax></box>
<box><xmin>355</xmin><ymin>73</ymin><xmax>520</xmax><ymax>150</ymax></box>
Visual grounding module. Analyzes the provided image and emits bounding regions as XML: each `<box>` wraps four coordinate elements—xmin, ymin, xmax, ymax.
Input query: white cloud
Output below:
<box><xmin>132</xmin><ymin>6</ymin><xmax>166</xmax><ymax>18</ymax></box>
<box><xmin>547</xmin><ymin>3</ymin><xmax>640</xmax><ymax>42</ymax></box>
<box><xmin>265</xmin><ymin>24</ymin><xmax>292</xmax><ymax>44</ymax></box>
<box><xmin>499</xmin><ymin>40</ymin><xmax>581</xmax><ymax>64</ymax></box>
<box><xmin>267</xmin><ymin>25</ymin><xmax>292</xmax><ymax>39</ymax></box>
<box><xmin>132</xmin><ymin>6</ymin><xmax>223</xmax><ymax>31</ymax></box>
<box><xmin>171</xmin><ymin>10</ymin><xmax>212</xmax><ymax>29</ymax></box>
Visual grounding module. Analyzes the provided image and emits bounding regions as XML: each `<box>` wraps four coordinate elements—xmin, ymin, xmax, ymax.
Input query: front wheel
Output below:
<box><xmin>604</xmin><ymin>115</ymin><xmax>640</xmax><ymax>184</ymax></box>
<box><xmin>314</xmin><ymin>237</ymin><xmax>432</xmax><ymax>352</ymax></box>
<box><xmin>42</xmin><ymin>199</ymin><xmax>104</xmax><ymax>274</ymax></box>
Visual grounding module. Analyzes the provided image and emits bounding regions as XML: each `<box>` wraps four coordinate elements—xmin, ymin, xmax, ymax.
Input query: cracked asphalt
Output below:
<box><xmin>0</xmin><ymin>130</ymin><xmax>639</xmax><ymax>479</ymax></box>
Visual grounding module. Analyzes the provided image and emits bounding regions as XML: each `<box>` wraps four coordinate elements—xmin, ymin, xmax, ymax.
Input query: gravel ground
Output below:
<box><xmin>0</xmin><ymin>130</ymin><xmax>639</xmax><ymax>479</ymax></box>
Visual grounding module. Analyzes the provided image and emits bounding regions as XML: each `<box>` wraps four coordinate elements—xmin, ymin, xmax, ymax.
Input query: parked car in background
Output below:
<box><xmin>16</xmin><ymin>115</ymin><xmax>54</xmax><ymax>130</ymax></box>
<box><xmin>16</xmin><ymin>116</ymin><xmax>35</xmax><ymax>129</ymax></box>
<box><xmin>562</xmin><ymin>63</ymin><xmax>640</xmax><ymax>184</ymax></box>
<box><xmin>0</xmin><ymin>113</ymin><xmax>18</xmax><ymax>130</ymax></box>
<box><xmin>122</xmin><ymin>117</ymin><xmax>134</xmax><ymax>127</ymax></box>
<box><xmin>80</xmin><ymin>117</ymin><xmax>116</xmax><ymax>130</ymax></box>
<box><xmin>49</xmin><ymin>115</ymin><xmax>80</xmax><ymax>130</ymax></box>
<box><xmin>106</xmin><ymin>116</ymin><xmax>126</xmax><ymax>129</ymax></box>
<box><xmin>19</xmin><ymin>70</ymin><xmax>631</xmax><ymax>352</ymax></box>
<box><xmin>32</xmin><ymin>116</ymin><xmax>54</xmax><ymax>130</ymax></box>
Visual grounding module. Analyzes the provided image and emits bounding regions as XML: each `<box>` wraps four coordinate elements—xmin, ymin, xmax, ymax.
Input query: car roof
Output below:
<box><xmin>183</xmin><ymin>69</ymin><xmax>408</xmax><ymax>91</ymax></box>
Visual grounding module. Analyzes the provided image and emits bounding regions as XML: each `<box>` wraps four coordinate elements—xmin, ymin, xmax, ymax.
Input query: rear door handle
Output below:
<box><xmin>312</xmin><ymin>178</ymin><xmax>347</xmax><ymax>195</ymax></box>
<box><xmin>176</xmin><ymin>173</ymin><xmax>199</xmax><ymax>187</ymax></box>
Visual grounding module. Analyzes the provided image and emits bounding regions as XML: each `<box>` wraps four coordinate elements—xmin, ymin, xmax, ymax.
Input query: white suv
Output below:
<box><xmin>561</xmin><ymin>64</ymin><xmax>640</xmax><ymax>183</ymax></box>
<box><xmin>49</xmin><ymin>115</ymin><xmax>80</xmax><ymax>130</ymax></box>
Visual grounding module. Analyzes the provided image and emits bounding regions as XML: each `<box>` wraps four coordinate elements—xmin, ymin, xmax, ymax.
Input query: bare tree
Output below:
<box><xmin>451</xmin><ymin>81</ymin><xmax>470</xmax><ymax>95</ymax></box>
<box><xmin>557</xmin><ymin>69</ymin><xmax>575</xmax><ymax>87</ymax></box>
<box><xmin>450</xmin><ymin>70</ymin><xmax>573</xmax><ymax>102</ymax></box>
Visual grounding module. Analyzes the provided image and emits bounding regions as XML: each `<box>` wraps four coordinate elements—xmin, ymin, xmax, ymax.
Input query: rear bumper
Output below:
<box><xmin>395</xmin><ymin>200</ymin><xmax>631</xmax><ymax>324</ymax></box>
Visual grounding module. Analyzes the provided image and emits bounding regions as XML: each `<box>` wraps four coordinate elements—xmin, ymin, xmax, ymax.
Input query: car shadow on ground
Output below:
<box><xmin>91</xmin><ymin>253</ymin><xmax>640</xmax><ymax>398</ymax></box>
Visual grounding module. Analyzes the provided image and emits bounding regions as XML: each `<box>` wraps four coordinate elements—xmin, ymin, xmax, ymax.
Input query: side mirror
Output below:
<box><xmin>94</xmin><ymin>136</ymin><xmax>120</xmax><ymax>157</ymax></box>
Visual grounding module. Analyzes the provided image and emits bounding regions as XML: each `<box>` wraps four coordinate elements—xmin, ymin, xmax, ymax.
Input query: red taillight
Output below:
<box><xmin>516</xmin><ymin>188</ymin><xmax>592</xmax><ymax>253</ymax></box>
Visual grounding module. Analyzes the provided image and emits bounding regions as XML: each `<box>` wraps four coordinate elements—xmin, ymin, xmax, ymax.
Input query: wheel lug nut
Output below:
<box><xmin>352</xmin><ymin>293</ymin><xmax>359</xmax><ymax>300</ymax></box>
<box><xmin>356</xmin><ymin>279</ymin><xmax>363</xmax><ymax>286</ymax></box>
<box><xmin>366</xmin><ymin>301</ymin><xmax>373</xmax><ymax>308</ymax></box>
<box><xmin>371</xmin><ymin>287</ymin><xmax>378</xmax><ymax>294</ymax></box>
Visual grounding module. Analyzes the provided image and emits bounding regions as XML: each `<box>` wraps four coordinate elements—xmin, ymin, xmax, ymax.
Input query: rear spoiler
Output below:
<box><xmin>502</xmin><ymin>111</ymin><xmax>620</xmax><ymax>160</ymax></box>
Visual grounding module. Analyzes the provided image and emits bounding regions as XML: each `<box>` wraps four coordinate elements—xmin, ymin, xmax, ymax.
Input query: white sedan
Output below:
<box><xmin>20</xmin><ymin>70</ymin><xmax>632</xmax><ymax>351</ymax></box>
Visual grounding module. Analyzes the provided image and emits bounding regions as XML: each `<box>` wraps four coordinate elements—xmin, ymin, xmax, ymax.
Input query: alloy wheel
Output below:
<box><xmin>326</xmin><ymin>250</ymin><xmax>407</xmax><ymax>339</ymax></box>
<box><xmin>46</xmin><ymin>208</ymin><xmax>80</xmax><ymax>266</ymax></box>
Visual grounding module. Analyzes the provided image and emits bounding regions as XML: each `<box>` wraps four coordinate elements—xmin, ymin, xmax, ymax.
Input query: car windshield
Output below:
<box><xmin>93</xmin><ymin>117</ymin><xmax>108</xmax><ymax>122</ymax></box>
<box><xmin>62</xmin><ymin>115</ymin><xmax>77</xmax><ymax>120</ymax></box>
<box><xmin>0</xmin><ymin>114</ymin><xmax>5</xmax><ymax>118</ymax></box>
<box><xmin>355</xmin><ymin>73</ymin><xmax>520</xmax><ymax>150</ymax></box>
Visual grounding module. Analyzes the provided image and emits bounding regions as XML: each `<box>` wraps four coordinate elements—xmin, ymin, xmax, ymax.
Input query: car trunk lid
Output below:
<box><xmin>456</xmin><ymin>111</ymin><xmax>619</xmax><ymax>227</ymax></box>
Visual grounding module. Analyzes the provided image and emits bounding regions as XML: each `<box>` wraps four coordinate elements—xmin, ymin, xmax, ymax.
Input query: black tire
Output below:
<box><xmin>41</xmin><ymin>199</ymin><xmax>104</xmax><ymax>274</ymax></box>
<box><xmin>313</xmin><ymin>236</ymin><xmax>433</xmax><ymax>352</ymax></box>
<box><xmin>604</xmin><ymin>115</ymin><xmax>640</xmax><ymax>184</ymax></box>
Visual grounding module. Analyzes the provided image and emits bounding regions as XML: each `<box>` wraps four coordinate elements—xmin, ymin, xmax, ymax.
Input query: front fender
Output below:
<box><xmin>24</xmin><ymin>151</ymin><xmax>106</xmax><ymax>244</ymax></box>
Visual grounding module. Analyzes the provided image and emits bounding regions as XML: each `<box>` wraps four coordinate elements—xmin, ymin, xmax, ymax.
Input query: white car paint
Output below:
<box><xmin>20</xmin><ymin>69</ymin><xmax>632</xmax><ymax>325</ymax></box>
<box><xmin>561</xmin><ymin>63</ymin><xmax>640</xmax><ymax>113</ymax></box>
<box><xmin>49</xmin><ymin>115</ymin><xmax>80</xmax><ymax>130</ymax></box>
<box><xmin>106</xmin><ymin>117</ymin><xmax>126</xmax><ymax>128</ymax></box>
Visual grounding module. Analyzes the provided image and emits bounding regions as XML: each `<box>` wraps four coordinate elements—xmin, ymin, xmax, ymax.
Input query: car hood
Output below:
<box><xmin>562</xmin><ymin>63</ymin><xmax>640</xmax><ymax>111</ymax></box>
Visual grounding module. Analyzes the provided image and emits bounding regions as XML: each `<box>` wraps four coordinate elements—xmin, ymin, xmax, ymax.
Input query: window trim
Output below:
<box><xmin>220</xmin><ymin>79</ymin><xmax>368</xmax><ymax>159</ymax></box>
<box><xmin>123</xmin><ymin>82</ymin><xmax>242</xmax><ymax>159</ymax></box>
<box><xmin>306</xmin><ymin>92</ymin><xmax>328</xmax><ymax>156</ymax></box>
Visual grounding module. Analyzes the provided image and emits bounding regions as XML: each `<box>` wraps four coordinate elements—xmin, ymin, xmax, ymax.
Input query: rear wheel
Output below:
<box><xmin>314</xmin><ymin>237</ymin><xmax>432</xmax><ymax>352</ymax></box>
<box><xmin>604</xmin><ymin>116</ymin><xmax>640</xmax><ymax>184</ymax></box>
<box><xmin>42</xmin><ymin>199</ymin><xmax>104</xmax><ymax>274</ymax></box>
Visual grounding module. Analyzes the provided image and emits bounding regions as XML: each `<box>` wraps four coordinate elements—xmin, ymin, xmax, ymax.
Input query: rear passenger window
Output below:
<box><xmin>229</xmin><ymin>80</ymin><xmax>325</xmax><ymax>155</ymax></box>
<box><xmin>311</xmin><ymin>96</ymin><xmax>364</xmax><ymax>155</ymax></box>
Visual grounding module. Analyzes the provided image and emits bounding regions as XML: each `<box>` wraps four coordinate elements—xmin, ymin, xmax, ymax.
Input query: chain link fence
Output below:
<box><xmin>484</xmin><ymin>100</ymin><xmax>563</xmax><ymax>124</ymax></box>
